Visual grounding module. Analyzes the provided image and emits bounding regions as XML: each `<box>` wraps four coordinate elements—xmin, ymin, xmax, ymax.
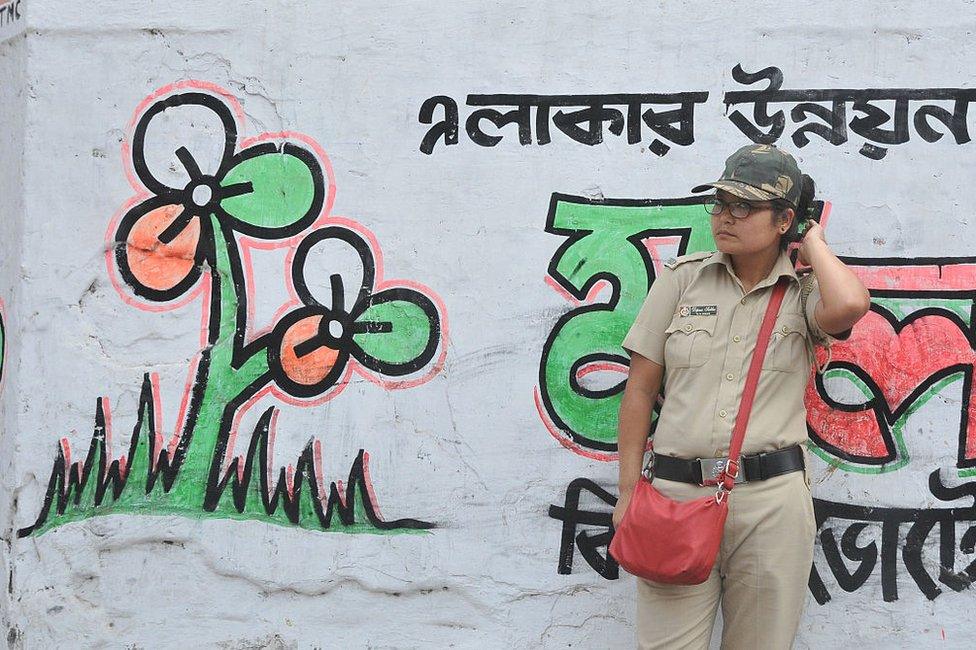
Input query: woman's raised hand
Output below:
<box><xmin>797</xmin><ymin>221</ymin><xmax>827</xmax><ymax>267</ymax></box>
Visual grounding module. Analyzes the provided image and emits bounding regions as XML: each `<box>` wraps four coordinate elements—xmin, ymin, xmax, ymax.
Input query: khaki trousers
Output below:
<box><xmin>635</xmin><ymin>470</ymin><xmax>816</xmax><ymax>650</ymax></box>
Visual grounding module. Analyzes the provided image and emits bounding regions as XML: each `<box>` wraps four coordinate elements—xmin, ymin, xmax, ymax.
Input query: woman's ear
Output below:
<box><xmin>780</xmin><ymin>208</ymin><xmax>795</xmax><ymax>233</ymax></box>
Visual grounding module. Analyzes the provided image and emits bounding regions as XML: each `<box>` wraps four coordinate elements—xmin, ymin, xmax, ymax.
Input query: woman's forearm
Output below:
<box><xmin>617</xmin><ymin>388</ymin><xmax>655</xmax><ymax>495</ymax></box>
<box><xmin>617</xmin><ymin>355</ymin><xmax>664</xmax><ymax>494</ymax></box>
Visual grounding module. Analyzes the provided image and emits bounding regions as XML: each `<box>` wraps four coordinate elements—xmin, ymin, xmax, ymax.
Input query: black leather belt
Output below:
<box><xmin>651</xmin><ymin>445</ymin><xmax>805</xmax><ymax>486</ymax></box>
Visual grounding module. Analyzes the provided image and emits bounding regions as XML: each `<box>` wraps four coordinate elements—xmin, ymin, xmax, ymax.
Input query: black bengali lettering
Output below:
<box><xmin>418</xmin><ymin>96</ymin><xmax>460</xmax><ymax>155</ymax></box>
<box><xmin>548</xmin><ymin>477</ymin><xmax>619</xmax><ymax>580</ymax></box>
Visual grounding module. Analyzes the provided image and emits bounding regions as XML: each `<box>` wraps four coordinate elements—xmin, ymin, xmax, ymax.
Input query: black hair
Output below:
<box><xmin>771</xmin><ymin>174</ymin><xmax>815</xmax><ymax>250</ymax></box>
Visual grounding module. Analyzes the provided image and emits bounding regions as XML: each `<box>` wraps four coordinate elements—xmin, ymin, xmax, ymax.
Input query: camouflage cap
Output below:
<box><xmin>692</xmin><ymin>144</ymin><xmax>801</xmax><ymax>205</ymax></box>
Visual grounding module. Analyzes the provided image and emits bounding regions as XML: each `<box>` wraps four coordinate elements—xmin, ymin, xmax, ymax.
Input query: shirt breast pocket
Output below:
<box><xmin>664</xmin><ymin>316</ymin><xmax>717</xmax><ymax>369</ymax></box>
<box><xmin>763</xmin><ymin>312</ymin><xmax>809</xmax><ymax>372</ymax></box>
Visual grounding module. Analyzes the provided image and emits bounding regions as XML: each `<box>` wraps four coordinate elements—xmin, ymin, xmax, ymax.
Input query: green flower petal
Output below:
<box><xmin>352</xmin><ymin>289</ymin><xmax>439</xmax><ymax>375</ymax></box>
<box><xmin>219</xmin><ymin>143</ymin><xmax>321</xmax><ymax>237</ymax></box>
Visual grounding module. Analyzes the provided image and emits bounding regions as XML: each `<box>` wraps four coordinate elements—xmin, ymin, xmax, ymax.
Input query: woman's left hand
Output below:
<box><xmin>797</xmin><ymin>221</ymin><xmax>827</xmax><ymax>267</ymax></box>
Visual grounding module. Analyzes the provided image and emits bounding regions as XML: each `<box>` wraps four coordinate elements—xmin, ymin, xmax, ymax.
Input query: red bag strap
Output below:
<box><xmin>720</xmin><ymin>277</ymin><xmax>789</xmax><ymax>491</ymax></box>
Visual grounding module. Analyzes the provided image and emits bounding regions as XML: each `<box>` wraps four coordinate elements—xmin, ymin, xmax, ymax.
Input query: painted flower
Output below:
<box><xmin>268</xmin><ymin>227</ymin><xmax>441</xmax><ymax>398</ymax></box>
<box><xmin>115</xmin><ymin>91</ymin><xmax>324</xmax><ymax>301</ymax></box>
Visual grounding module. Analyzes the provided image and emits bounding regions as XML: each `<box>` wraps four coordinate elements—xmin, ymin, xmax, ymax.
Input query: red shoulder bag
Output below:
<box><xmin>608</xmin><ymin>278</ymin><xmax>788</xmax><ymax>584</ymax></box>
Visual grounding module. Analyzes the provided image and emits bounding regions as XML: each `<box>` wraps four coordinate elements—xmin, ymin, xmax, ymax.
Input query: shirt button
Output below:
<box><xmin>719</xmin><ymin>409</ymin><xmax>728</xmax><ymax>418</ymax></box>
<box><xmin>740</xmin><ymin>298</ymin><xmax>746</xmax><ymax>305</ymax></box>
<box><xmin>733</xmin><ymin>335</ymin><xmax>741</xmax><ymax>343</ymax></box>
<box><xmin>726</xmin><ymin>373</ymin><xmax>734</xmax><ymax>381</ymax></box>
<box><xmin>684</xmin><ymin>324</ymin><xmax>693</xmax><ymax>332</ymax></box>
<box><xmin>781</xmin><ymin>325</ymin><xmax>789</xmax><ymax>333</ymax></box>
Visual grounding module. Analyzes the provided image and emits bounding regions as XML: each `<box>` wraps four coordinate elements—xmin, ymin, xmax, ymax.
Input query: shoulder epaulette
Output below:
<box><xmin>664</xmin><ymin>251</ymin><xmax>713</xmax><ymax>270</ymax></box>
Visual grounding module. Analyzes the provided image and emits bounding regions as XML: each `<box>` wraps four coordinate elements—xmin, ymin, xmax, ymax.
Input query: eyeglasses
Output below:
<box><xmin>703</xmin><ymin>196</ymin><xmax>773</xmax><ymax>220</ymax></box>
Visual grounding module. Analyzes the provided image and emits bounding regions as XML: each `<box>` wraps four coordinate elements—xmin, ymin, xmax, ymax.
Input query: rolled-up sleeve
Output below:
<box><xmin>621</xmin><ymin>267</ymin><xmax>680</xmax><ymax>365</ymax></box>
<box><xmin>803</xmin><ymin>274</ymin><xmax>852</xmax><ymax>345</ymax></box>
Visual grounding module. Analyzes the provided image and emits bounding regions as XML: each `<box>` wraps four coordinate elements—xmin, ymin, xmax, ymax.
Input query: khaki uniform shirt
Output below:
<box><xmin>622</xmin><ymin>249</ymin><xmax>840</xmax><ymax>459</ymax></box>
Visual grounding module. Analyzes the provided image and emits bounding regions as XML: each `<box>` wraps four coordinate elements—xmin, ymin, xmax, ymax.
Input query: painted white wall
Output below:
<box><xmin>0</xmin><ymin>19</ymin><xmax>26</xmax><ymax>648</ymax></box>
<box><xmin>5</xmin><ymin>2</ymin><xmax>976</xmax><ymax>648</ymax></box>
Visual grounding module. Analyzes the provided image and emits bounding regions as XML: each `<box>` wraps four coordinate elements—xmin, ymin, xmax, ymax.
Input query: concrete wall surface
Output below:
<box><xmin>4</xmin><ymin>1</ymin><xmax>976</xmax><ymax>648</ymax></box>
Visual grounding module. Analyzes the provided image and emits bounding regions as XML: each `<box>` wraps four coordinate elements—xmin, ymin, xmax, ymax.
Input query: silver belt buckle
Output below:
<box><xmin>699</xmin><ymin>457</ymin><xmax>745</xmax><ymax>486</ymax></box>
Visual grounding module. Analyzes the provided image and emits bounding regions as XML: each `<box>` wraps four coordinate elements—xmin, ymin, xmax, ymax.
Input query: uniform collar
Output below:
<box><xmin>698</xmin><ymin>249</ymin><xmax>798</xmax><ymax>290</ymax></box>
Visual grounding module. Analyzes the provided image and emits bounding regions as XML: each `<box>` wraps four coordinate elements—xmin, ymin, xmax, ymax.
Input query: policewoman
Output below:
<box><xmin>613</xmin><ymin>144</ymin><xmax>870</xmax><ymax>649</ymax></box>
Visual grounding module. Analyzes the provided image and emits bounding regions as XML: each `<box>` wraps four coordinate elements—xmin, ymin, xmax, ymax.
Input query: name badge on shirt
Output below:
<box><xmin>678</xmin><ymin>305</ymin><xmax>718</xmax><ymax>317</ymax></box>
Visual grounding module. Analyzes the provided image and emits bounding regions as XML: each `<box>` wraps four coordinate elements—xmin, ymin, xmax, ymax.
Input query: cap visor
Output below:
<box><xmin>691</xmin><ymin>180</ymin><xmax>777</xmax><ymax>201</ymax></box>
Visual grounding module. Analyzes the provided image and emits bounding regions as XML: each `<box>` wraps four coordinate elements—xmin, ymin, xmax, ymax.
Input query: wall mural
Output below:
<box><xmin>18</xmin><ymin>81</ymin><xmax>448</xmax><ymax>537</ymax></box>
<box><xmin>542</xmin><ymin>193</ymin><xmax>976</xmax><ymax>603</ymax></box>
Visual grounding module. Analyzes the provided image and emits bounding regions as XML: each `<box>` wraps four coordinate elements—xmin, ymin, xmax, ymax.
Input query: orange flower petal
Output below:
<box><xmin>279</xmin><ymin>315</ymin><xmax>340</xmax><ymax>385</ymax></box>
<box><xmin>126</xmin><ymin>204</ymin><xmax>201</xmax><ymax>291</ymax></box>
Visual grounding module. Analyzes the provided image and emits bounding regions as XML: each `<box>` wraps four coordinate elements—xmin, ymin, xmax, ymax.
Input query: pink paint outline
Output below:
<box><xmin>145</xmin><ymin>358</ymin><xmax>202</xmax><ymax>468</ymax></box>
<box><xmin>59</xmin><ymin>437</ymin><xmax>72</xmax><ymax>482</ymax></box>
<box><xmin>100</xmin><ymin>396</ymin><xmax>128</xmax><ymax>480</ymax></box>
<box><xmin>58</xmin><ymin>394</ymin><xmax>125</xmax><ymax>485</ymax></box>
<box><xmin>576</xmin><ymin>361</ymin><xmax>628</xmax><ymax>383</ymax></box>
<box><xmin>544</xmin><ymin>275</ymin><xmax>581</xmax><ymax>306</ymax></box>
<box><xmin>543</xmin><ymin>275</ymin><xmax>615</xmax><ymax>306</ymax></box>
<box><xmin>265</xmin><ymin>409</ymin><xmax>278</xmax><ymax>499</ymax></box>
<box><xmin>641</xmin><ymin>235</ymin><xmax>684</xmax><ymax>278</ymax></box>
<box><xmin>359</xmin><ymin>450</ymin><xmax>386</xmax><ymax>520</ymax></box>
<box><xmin>102</xmin><ymin>396</ymin><xmax>114</xmax><ymax>479</ymax></box>
<box><xmin>313</xmin><ymin>439</ymin><xmax>326</xmax><ymax>501</ymax></box>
